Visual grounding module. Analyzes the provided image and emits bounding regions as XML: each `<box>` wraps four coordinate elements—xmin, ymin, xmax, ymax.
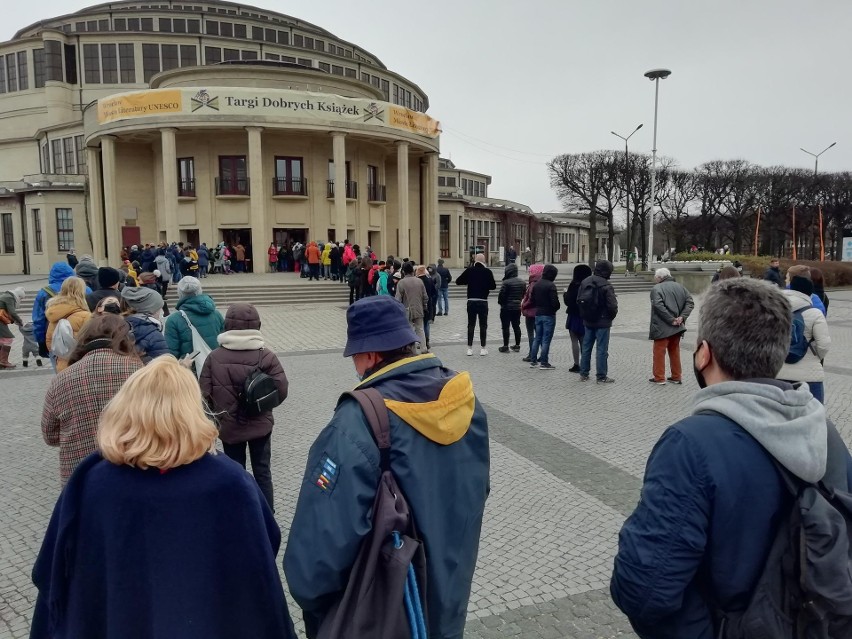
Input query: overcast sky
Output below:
<box><xmin>4</xmin><ymin>1</ymin><xmax>851</xmax><ymax>211</ymax></box>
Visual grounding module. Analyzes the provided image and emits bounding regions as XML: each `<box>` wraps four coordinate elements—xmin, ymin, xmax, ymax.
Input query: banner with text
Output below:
<box><xmin>97</xmin><ymin>87</ymin><xmax>441</xmax><ymax>139</ymax></box>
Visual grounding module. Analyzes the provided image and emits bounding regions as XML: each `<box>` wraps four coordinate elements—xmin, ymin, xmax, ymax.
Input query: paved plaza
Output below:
<box><xmin>2</xmin><ymin>284</ymin><xmax>852</xmax><ymax>639</ymax></box>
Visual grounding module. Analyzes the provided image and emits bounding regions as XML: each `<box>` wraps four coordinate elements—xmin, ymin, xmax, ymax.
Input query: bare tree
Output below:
<box><xmin>655</xmin><ymin>169</ymin><xmax>698</xmax><ymax>253</ymax></box>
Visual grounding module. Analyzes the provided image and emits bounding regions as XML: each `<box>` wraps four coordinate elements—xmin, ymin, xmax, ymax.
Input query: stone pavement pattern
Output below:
<box><xmin>2</xmin><ymin>289</ymin><xmax>852</xmax><ymax>638</ymax></box>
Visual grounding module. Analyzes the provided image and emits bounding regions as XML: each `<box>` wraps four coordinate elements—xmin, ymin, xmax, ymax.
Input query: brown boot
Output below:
<box><xmin>0</xmin><ymin>344</ymin><xmax>15</xmax><ymax>369</ymax></box>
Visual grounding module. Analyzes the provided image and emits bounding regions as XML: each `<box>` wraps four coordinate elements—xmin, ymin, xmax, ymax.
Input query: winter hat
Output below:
<box><xmin>177</xmin><ymin>276</ymin><xmax>202</xmax><ymax>299</ymax></box>
<box><xmin>139</xmin><ymin>272</ymin><xmax>157</xmax><ymax>286</ymax></box>
<box><xmin>790</xmin><ymin>275</ymin><xmax>814</xmax><ymax>297</ymax></box>
<box><xmin>474</xmin><ymin>253</ymin><xmax>486</xmax><ymax>265</ymax></box>
<box><xmin>10</xmin><ymin>287</ymin><xmax>25</xmax><ymax>303</ymax></box>
<box><xmin>344</xmin><ymin>296</ymin><xmax>418</xmax><ymax>357</ymax></box>
<box><xmin>437</xmin><ymin>259</ymin><xmax>444</xmax><ymax>266</ymax></box>
<box><xmin>75</xmin><ymin>257</ymin><xmax>98</xmax><ymax>279</ymax></box>
<box><xmin>121</xmin><ymin>287</ymin><xmax>163</xmax><ymax>314</ymax></box>
<box><xmin>224</xmin><ymin>303</ymin><xmax>261</xmax><ymax>331</ymax></box>
<box><xmin>97</xmin><ymin>267</ymin><xmax>121</xmax><ymax>288</ymax></box>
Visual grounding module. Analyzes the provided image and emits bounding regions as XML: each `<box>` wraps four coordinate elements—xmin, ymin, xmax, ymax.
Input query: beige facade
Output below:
<box><xmin>0</xmin><ymin>0</ymin><xmax>439</xmax><ymax>274</ymax></box>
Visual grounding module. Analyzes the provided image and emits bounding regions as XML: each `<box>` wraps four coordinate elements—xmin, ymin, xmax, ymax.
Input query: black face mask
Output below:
<box><xmin>103</xmin><ymin>303</ymin><xmax>121</xmax><ymax>315</ymax></box>
<box><xmin>693</xmin><ymin>345</ymin><xmax>708</xmax><ymax>389</ymax></box>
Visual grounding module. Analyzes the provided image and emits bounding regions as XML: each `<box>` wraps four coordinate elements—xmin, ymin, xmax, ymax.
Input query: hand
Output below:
<box><xmin>179</xmin><ymin>353</ymin><xmax>197</xmax><ymax>369</ymax></box>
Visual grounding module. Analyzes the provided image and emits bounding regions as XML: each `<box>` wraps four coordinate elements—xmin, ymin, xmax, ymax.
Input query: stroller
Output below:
<box><xmin>20</xmin><ymin>322</ymin><xmax>43</xmax><ymax>367</ymax></box>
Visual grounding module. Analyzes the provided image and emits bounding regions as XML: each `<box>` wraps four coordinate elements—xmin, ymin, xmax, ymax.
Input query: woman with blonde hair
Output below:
<box><xmin>31</xmin><ymin>356</ymin><xmax>297</xmax><ymax>639</ymax></box>
<box><xmin>45</xmin><ymin>276</ymin><xmax>92</xmax><ymax>371</ymax></box>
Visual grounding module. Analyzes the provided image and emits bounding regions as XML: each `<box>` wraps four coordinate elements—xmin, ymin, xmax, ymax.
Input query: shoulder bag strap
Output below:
<box><xmin>347</xmin><ymin>388</ymin><xmax>391</xmax><ymax>472</ymax></box>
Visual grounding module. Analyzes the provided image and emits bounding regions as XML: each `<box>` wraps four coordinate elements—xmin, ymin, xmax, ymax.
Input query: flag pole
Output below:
<box><xmin>754</xmin><ymin>206</ymin><xmax>761</xmax><ymax>256</ymax></box>
<box><xmin>792</xmin><ymin>205</ymin><xmax>797</xmax><ymax>260</ymax></box>
<box><xmin>818</xmin><ymin>205</ymin><xmax>825</xmax><ymax>261</ymax></box>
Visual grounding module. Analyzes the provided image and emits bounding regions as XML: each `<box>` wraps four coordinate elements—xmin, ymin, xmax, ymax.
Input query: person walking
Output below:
<box><xmin>777</xmin><ymin>275</ymin><xmax>831</xmax><ymax>403</ymax></box>
<box><xmin>648</xmin><ymin>267</ymin><xmax>695</xmax><ymax>385</ymax></box>
<box><xmin>305</xmin><ymin>241</ymin><xmax>321</xmax><ymax>281</ymax></box>
<box><xmin>196</xmin><ymin>243</ymin><xmax>210</xmax><ymax>278</ymax></box>
<box><xmin>523</xmin><ymin>246</ymin><xmax>533</xmax><ymax>271</ymax></box>
<box><xmin>564</xmin><ymin>264</ymin><xmax>591</xmax><ymax>372</ymax></box>
<box><xmin>521</xmin><ymin>264</ymin><xmax>544</xmax><ymax>362</ymax></box>
<box><xmin>153</xmin><ymin>250</ymin><xmax>173</xmax><ymax>298</ymax></box>
<box><xmin>435</xmin><ymin>258</ymin><xmax>452</xmax><ymax>316</ymax></box>
<box><xmin>41</xmin><ymin>314</ymin><xmax>143</xmax><ymax>485</ymax></box>
<box><xmin>267</xmin><ymin>243</ymin><xmax>279</xmax><ymax>273</ymax></box>
<box><xmin>320</xmin><ymin>242</ymin><xmax>332</xmax><ymax>280</ymax></box>
<box><xmin>578</xmin><ymin>260</ymin><xmax>618</xmax><ymax>383</ymax></box>
<box><xmin>528</xmin><ymin>264</ymin><xmax>560</xmax><ymax>369</ymax></box>
<box><xmin>357</xmin><ymin>256</ymin><xmax>373</xmax><ymax>299</ymax></box>
<box><xmin>200</xmin><ymin>304</ymin><xmax>288</xmax><ymax>511</ymax></box>
<box><xmin>164</xmin><ymin>276</ymin><xmax>224</xmax><ymax>361</ymax></box>
<box><xmin>611</xmin><ymin>277</ymin><xmax>852</xmax><ymax>639</ymax></box>
<box><xmin>31</xmin><ymin>357</ymin><xmax>298</xmax><ymax>639</ymax></box>
<box><xmin>284</xmin><ymin>296</ymin><xmax>489</xmax><ymax>639</ymax></box>
<box><xmin>121</xmin><ymin>287</ymin><xmax>170</xmax><ymax>363</ymax></box>
<box><xmin>497</xmin><ymin>263</ymin><xmax>524</xmax><ymax>353</ymax></box>
<box><xmin>346</xmin><ymin>257</ymin><xmax>360</xmax><ymax>305</ymax></box>
<box><xmin>234</xmin><ymin>242</ymin><xmax>247</xmax><ymax>273</ymax></box>
<box><xmin>457</xmin><ymin>253</ymin><xmax>496</xmax><ymax>356</ymax></box>
<box><xmin>0</xmin><ymin>286</ymin><xmax>26</xmax><ymax>369</ymax></box>
<box><xmin>505</xmin><ymin>245</ymin><xmax>517</xmax><ymax>266</ymax></box>
<box><xmin>45</xmin><ymin>277</ymin><xmax>92</xmax><ymax>373</ymax></box>
<box><xmin>33</xmin><ymin>262</ymin><xmax>86</xmax><ymax>365</ymax></box>
<box><xmin>329</xmin><ymin>242</ymin><xmax>341</xmax><ymax>281</ymax></box>
<box><xmin>417</xmin><ymin>264</ymin><xmax>438</xmax><ymax>351</ymax></box>
<box><xmin>395</xmin><ymin>262</ymin><xmax>429</xmax><ymax>353</ymax></box>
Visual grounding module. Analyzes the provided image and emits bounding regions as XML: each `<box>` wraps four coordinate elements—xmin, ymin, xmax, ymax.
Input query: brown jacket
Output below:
<box><xmin>199</xmin><ymin>328</ymin><xmax>288</xmax><ymax>445</ymax></box>
<box><xmin>45</xmin><ymin>301</ymin><xmax>92</xmax><ymax>371</ymax></box>
<box><xmin>395</xmin><ymin>274</ymin><xmax>428</xmax><ymax>320</ymax></box>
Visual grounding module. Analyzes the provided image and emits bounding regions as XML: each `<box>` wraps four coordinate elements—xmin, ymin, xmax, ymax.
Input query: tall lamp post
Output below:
<box><xmin>644</xmin><ymin>68</ymin><xmax>671</xmax><ymax>270</ymax></box>
<box><xmin>611</xmin><ymin>123</ymin><xmax>643</xmax><ymax>257</ymax></box>
<box><xmin>800</xmin><ymin>142</ymin><xmax>836</xmax><ymax>261</ymax></box>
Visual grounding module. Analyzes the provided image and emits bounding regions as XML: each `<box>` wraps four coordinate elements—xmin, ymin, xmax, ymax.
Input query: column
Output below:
<box><xmin>100</xmin><ymin>136</ymin><xmax>121</xmax><ymax>264</ymax></box>
<box><xmin>331</xmin><ymin>132</ymin><xmax>347</xmax><ymax>242</ymax></box>
<box><xmin>425</xmin><ymin>152</ymin><xmax>439</xmax><ymax>263</ymax></box>
<box><xmin>396</xmin><ymin>141</ymin><xmax>409</xmax><ymax>258</ymax></box>
<box><xmin>86</xmin><ymin>146</ymin><xmax>106</xmax><ymax>265</ymax></box>
<box><xmin>160</xmin><ymin>128</ymin><xmax>179</xmax><ymax>242</ymax></box>
<box><xmin>247</xmin><ymin>126</ymin><xmax>267</xmax><ymax>256</ymax></box>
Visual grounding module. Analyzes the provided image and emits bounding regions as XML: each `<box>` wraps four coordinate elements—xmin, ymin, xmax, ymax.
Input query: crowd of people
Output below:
<box><xmin>0</xmin><ymin>242</ymin><xmax>849</xmax><ymax>638</ymax></box>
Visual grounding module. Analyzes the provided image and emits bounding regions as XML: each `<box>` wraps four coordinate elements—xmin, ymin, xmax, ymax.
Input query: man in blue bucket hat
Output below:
<box><xmin>285</xmin><ymin>295</ymin><xmax>490</xmax><ymax>639</ymax></box>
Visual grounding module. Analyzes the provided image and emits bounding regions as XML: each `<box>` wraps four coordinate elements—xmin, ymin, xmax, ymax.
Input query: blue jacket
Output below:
<box><xmin>32</xmin><ymin>262</ymin><xmax>89</xmax><ymax>342</ymax></box>
<box><xmin>611</xmin><ymin>381</ymin><xmax>852</xmax><ymax>639</ymax></box>
<box><xmin>284</xmin><ymin>354</ymin><xmax>490</xmax><ymax>639</ymax></box>
<box><xmin>197</xmin><ymin>245</ymin><xmax>210</xmax><ymax>267</ymax></box>
<box><xmin>30</xmin><ymin>452</ymin><xmax>297</xmax><ymax>639</ymax></box>
<box><xmin>164</xmin><ymin>294</ymin><xmax>224</xmax><ymax>359</ymax></box>
<box><xmin>125</xmin><ymin>314</ymin><xmax>170</xmax><ymax>363</ymax></box>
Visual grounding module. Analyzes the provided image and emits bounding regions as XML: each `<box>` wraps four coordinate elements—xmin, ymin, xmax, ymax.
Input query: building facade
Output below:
<box><xmin>0</xmin><ymin>1</ymin><xmax>440</xmax><ymax>274</ymax></box>
<box><xmin>437</xmin><ymin>159</ymin><xmax>610</xmax><ymax>267</ymax></box>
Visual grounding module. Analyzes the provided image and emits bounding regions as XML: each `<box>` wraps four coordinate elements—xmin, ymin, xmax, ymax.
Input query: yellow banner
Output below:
<box><xmin>96</xmin><ymin>88</ymin><xmax>440</xmax><ymax>140</ymax></box>
<box><xmin>98</xmin><ymin>90</ymin><xmax>183</xmax><ymax>123</ymax></box>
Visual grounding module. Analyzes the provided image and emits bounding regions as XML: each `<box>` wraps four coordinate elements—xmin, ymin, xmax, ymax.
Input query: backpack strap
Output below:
<box><xmin>347</xmin><ymin>388</ymin><xmax>391</xmax><ymax>472</ymax></box>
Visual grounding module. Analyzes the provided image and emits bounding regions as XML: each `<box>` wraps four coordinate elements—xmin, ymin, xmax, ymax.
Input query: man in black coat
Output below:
<box><xmin>578</xmin><ymin>260</ymin><xmax>618</xmax><ymax>383</ymax></box>
<box><xmin>763</xmin><ymin>257</ymin><xmax>783</xmax><ymax>287</ymax></box>
<box><xmin>456</xmin><ymin>253</ymin><xmax>496</xmax><ymax>356</ymax></box>
<box><xmin>497</xmin><ymin>263</ymin><xmax>526</xmax><ymax>353</ymax></box>
<box><xmin>528</xmin><ymin>264</ymin><xmax>560</xmax><ymax>369</ymax></box>
<box><xmin>436</xmin><ymin>258</ymin><xmax>453</xmax><ymax>316</ymax></box>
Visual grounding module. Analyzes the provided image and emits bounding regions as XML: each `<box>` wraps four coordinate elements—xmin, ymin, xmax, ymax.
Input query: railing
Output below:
<box><xmin>178</xmin><ymin>178</ymin><xmax>196</xmax><ymax>197</ymax></box>
<box><xmin>367</xmin><ymin>183</ymin><xmax>386</xmax><ymax>202</ymax></box>
<box><xmin>327</xmin><ymin>180</ymin><xmax>358</xmax><ymax>199</ymax></box>
<box><xmin>273</xmin><ymin>177</ymin><xmax>308</xmax><ymax>196</ymax></box>
<box><xmin>215</xmin><ymin>177</ymin><xmax>249</xmax><ymax>195</ymax></box>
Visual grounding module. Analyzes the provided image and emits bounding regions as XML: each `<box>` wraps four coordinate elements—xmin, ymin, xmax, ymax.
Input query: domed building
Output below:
<box><xmin>0</xmin><ymin>1</ymin><xmax>440</xmax><ymax>274</ymax></box>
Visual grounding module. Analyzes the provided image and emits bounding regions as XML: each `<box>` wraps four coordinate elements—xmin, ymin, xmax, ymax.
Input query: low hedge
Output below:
<box><xmin>672</xmin><ymin>252</ymin><xmax>852</xmax><ymax>287</ymax></box>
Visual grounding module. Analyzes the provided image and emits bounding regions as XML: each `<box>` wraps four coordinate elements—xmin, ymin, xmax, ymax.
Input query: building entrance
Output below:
<box><xmin>220</xmin><ymin>228</ymin><xmax>253</xmax><ymax>272</ymax></box>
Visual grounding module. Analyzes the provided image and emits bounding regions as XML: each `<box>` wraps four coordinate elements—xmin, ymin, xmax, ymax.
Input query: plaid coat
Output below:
<box><xmin>41</xmin><ymin>348</ymin><xmax>142</xmax><ymax>484</ymax></box>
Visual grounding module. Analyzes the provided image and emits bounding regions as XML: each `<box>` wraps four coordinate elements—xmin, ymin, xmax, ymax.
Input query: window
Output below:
<box><xmin>178</xmin><ymin>157</ymin><xmax>195</xmax><ymax>196</ymax></box>
<box><xmin>45</xmin><ymin>41</ymin><xmax>63</xmax><ymax>82</ymax></box>
<box><xmin>446</xmin><ymin>177</ymin><xmax>456</xmax><ymax>187</ymax></box>
<box><xmin>114</xmin><ymin>17</ymin><xmax>127</xmax><ymax>31</ymax></box>
<box><xmin>274</xmin><ymin>157</ymin><xmax>305</xmax><ymax>195</ymax></box>
<box><xmin>75</xmin><ymin>136</ymin><xmax>86</xmax><ymax>174</ymax></box>
<box><xmin>180</xmin><ymin>45</ymin><xmax>197</xmax><ymax>66</ymax></box>
<box><xmin>223</xmin><ymin>48</ymin><xmax>239</xmax><ymax>61</ymax></box>
<box><xmin>41</xmin><ymin>142</ymin><xmax>49</xmax><ymax>172</ymax></box>
<box><xmin>344</xmin><ymin>68</ymin><xmax>356</xmax><ymax>78</ymax></box>
<box><xmin>315</xmin><ymin>39</ymin><xmax>324</xmax><ymax>52</ymax></box>
<box><xmin>367</xmin><ymin>165</ymin><xmax>384</xmax><ymax>201</ymax></box>
<box><xmin>331</xmin><ymin>64</ymin><xmax>343</xmax><ymax>76</ymax></box>
<box><xmin>101</xmin><ymin>44</ymin><xmax>118</xmax><ymax>83</ymax></box>
<box><xmin>205</xmin><ymin>47</ymin><xmax>221</xmax><ymax>64</ymax></box>
<box><xmin>174</xmin><ymin>19</ymin><xmax>187</xmax><ymax>34</ymax></box>
<box><xmin>220</xmin><ymin>22</ymin><xmax>233</xmax><ymax>37</ymax></box>
<box><xmin>63</xmin><ymin>138</ymin><xmax>75</xmax><ymax>173</ymax></box>
<box><xmin>1</xmin><ymin>214</ymin><xmax>13</xmax><ymax>253</ymax></box>
<box><xmin>278</xmin><ymin>31</ymin><xmax>289</xmax><ymax>45</ymax></box>
<box><xmin>217</xmin><ymin>156</ymin><xmax>248</xmax><ymax>195</ymax></box>
<box><xmin>128</xmin><ymin>17</ymin><xmax>140</xmax><ymax>31</ymax></box>
<box><xmin>265</xmin><ymin>28</ymin><xmax>276</xmax><ymax>43</ymax></box>
<box><xmin>17</xmin><ymin>52</ymin><xmax>28</xmax><ymax>90</ymax></box>
<box><xmin>380</xmin><ymin>79</ymin><xmax>389</xmax><ymax>101</ymax></box>
<box><xmin>252</xmin><ymin>26</ymin><xmax>263</xmax><ymax>40</ymax></box>
<box><xmin>83</xmin><ymin>44</ymin><xmax>100</xmax><ymax>83</ymax></box>
<box><xmin>33</xmin><ymin>209</ymin><xmax>42</xmax><ymax>252</ymax></box>
<box><xmin>327</xmin><ymin>160</ymin><xmax>354</xmax><ymax>198</ymax></box>
<box><xmin>207</xmin><ymin>20</ymin><xmax>219</xmax><ymax>35</ymax></box>
<box><xmin>159</xmin><ymin>18</ymin><xmax>172</xmax><ymax>33</ymax></box>
<box><xmin>297</xmin><ymin>58</ymin><xmax>312</xmax><ymax>67</ymax></box>
<box><xmin>6</xmin><ymin>54</ymin><xmax>18</xmax><ymax>92</ymax></box>
<box><xmin>265</xmin><ymin>53</ymin><xmax>280</xmax><ymax>61</ymax></box>
<box><xmin>87</xmin><ymin>20</ymin><xmax>98</xmax><ymax>32</ymax></box>
<box><xmin>119</xmin><ymin>44</ymin><xmax>135</xmax><ymax>82</ymax></box>
<box><xmin>64</xmin><ymin>44</ymin><xmax>77</xmax><ymax>84</ymax></box>
<box><xmin>0</xmin><ymin>58</ymin><xmax>5</xmax><ymax>94</ymax></box>
<box><xmin>188</xmin><ymin>19</ymin><xmax>200</xmax><ymax>34</ymax></box>
<box><xmin>318</xmin><ymin>62</ymin><xmax>330</xmax><ymax>72</ymax></box>
<box><xmin>141</xmin><ymin>18</ymin><xmax>154</xmax><ymax>32</ymax></box>
<box><xmin>242</xmin><ymin>50</ymin><xmax>258</xmax><ymax>60</ymax></box>
<box><xmin>51</xmin><ymin>139</ymin><xmax>63</xmax><ymax>173</ymax></box>
<box><xmin>142</xmin><ymin>43</ymin><xmax>160</xmax><ymax>81</ymax></box>
<box><xmin>293</xmin><ymin>34</ymin><xmax>304</xmax><ymax>47</ymax></box>
<box><xmin>234</xmin><ymin>23</ymin><xmax>246</xmax><ymax>38</ymax></box>
<box><xmin>161</xmin><ymin>44</ymin><xmax>178</xmax><ymax>71</ymax></box>
<box><xmin>33</xmin><ymin>48</ymin><xmax>45</xmax><ymax>87</ymax></box>
<box><xmin>56</xmin><ymin>209</ymin><xmax>74</xmax><ymax>251</ymax></box>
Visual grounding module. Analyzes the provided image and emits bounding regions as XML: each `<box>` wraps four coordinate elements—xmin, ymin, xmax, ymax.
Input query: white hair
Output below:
<box><xmin>655</xmin><ymin>268</ymin><xmax>671</xmax><ymax>280</ymax></box>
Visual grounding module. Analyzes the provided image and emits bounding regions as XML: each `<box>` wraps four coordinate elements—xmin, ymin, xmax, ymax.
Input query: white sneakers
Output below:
<box><xmin>466</xmin><ymin>348</ymin><xmax>473</xmax><ymax>356</ymax></box>
<box><xmin>480</xmin><ymin>348</ymin><xmax>488</xmax><ymax>356</ymax></box>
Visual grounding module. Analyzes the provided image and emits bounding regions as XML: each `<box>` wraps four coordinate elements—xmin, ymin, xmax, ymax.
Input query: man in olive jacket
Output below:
<box><xmin>648</xmin><ymin>267</ymin><xmax>694</xmax><ymax>385</ymax></box>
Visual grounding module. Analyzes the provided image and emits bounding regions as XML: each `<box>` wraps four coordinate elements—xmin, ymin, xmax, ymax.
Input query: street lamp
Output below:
<box><xmin>611</xmin><ymin>123</ymin><xmax>643</xmax><ymax>259</ymax></box>
<box><xmin>644</xmin><ymin>68</ymin><xmax>671</xmax><ymax>270</ymax></box>
<box><xmin>800</xmin><ymin>142</ymin><xmax>836</xmax><ymax>260</ymax></box>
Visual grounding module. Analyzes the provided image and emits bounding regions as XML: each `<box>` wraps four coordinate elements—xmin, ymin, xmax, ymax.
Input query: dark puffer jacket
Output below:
<box><xmin>531</xmin><ymin>264</ymin><xmax>560</xmax><ymax>316</ymax></box>
<box><xmin>580</xmin><ymin>260</ymin><xmax>618</xmax><ymax>329</ymax></box>
<box><xmin>125</xmin><ymin>314</ymin><xmax>170</xmax><ymax>363</ymax></box>
<box><xmin>497</xmin><ymin>264</ymin><xmax>526</xmax><ymax>311</ymax></box>
<box><xmin>199</xmin><ymin>304</ymin><xmax>289</xmax><ymax>445</ymax></box>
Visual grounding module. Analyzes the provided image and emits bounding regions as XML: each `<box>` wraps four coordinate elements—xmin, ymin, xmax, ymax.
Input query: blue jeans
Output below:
<box><xmin>530</xmin><ymin>315</ymin><xmax>556</xmax><ymax>364</ymax></box>
<box><xmin>809</xmin><ymin>381</ymin><xmax>824</xmax><ymax>404</ymax></box>
<box><xmin>580</xmin><ymin>326</ymin><xmax>610</xmax><ymax>379</ymax></box>
<box><xmin>439</xmin><ymin>287</ymin><xmax>449</xmax><ymax>314</ymax></box>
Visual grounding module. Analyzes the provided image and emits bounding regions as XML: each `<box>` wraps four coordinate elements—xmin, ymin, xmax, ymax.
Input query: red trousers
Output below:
<box><xmin>652</xmin><ymin>334</ymin><xmax>683</xmax><ymax>382</ymax></box>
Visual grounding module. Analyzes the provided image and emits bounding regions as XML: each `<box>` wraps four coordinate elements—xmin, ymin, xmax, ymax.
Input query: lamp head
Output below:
<box><xmin>644</xmin><ymin>68</ymin><xmax>672</xmax><ymax>80</ymax></box>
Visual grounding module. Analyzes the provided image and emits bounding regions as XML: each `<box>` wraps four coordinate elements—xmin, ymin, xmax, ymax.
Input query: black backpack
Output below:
<box><xmin>577</xmin><ymin>279</ymin><xmax>603</xmax><ymax>321</ymax></box>
<box><xmin>317</xmin><ymin>388</ymin><xmax>428</xmax><ymax>639</ymax></box>
<box><xmin>712</xmin><ymin>423</ymin><xmax>852</xmax><ymax>639</ymax></box>
<box><xmin>238</xmin><ymin>350</ymin><xmax>282</xmax><ymax>416</ymax></box>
